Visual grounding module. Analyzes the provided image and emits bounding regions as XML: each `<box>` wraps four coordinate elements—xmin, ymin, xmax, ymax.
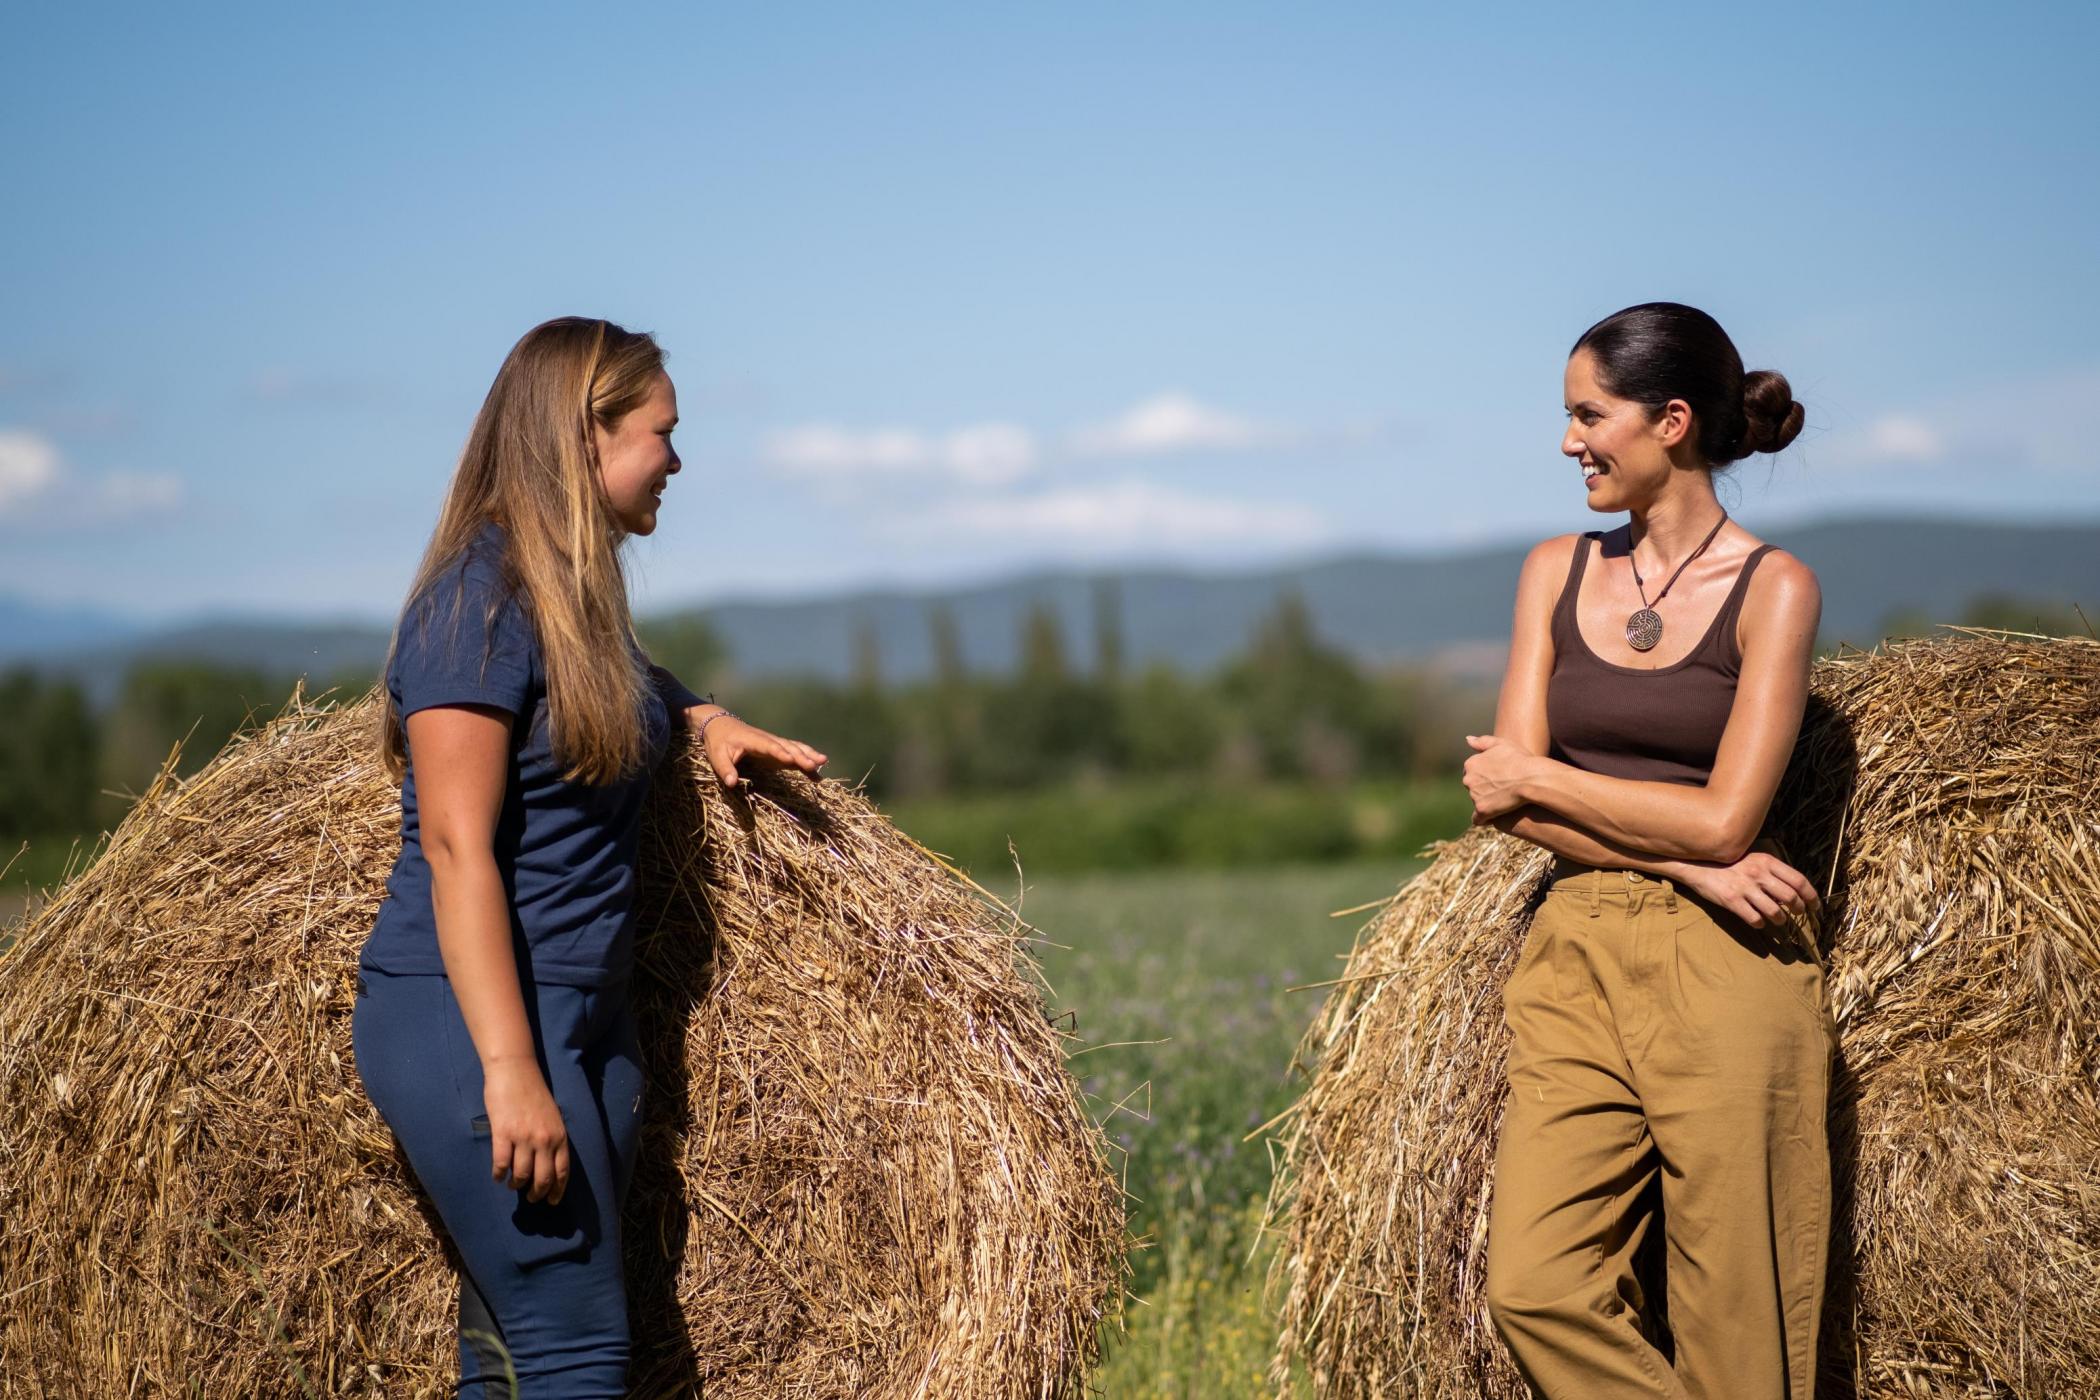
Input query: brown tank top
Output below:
<box><xmin>1545</xmin><ymin>530</ymin><xmax>1777</xmax><ymax>787</ymax></box>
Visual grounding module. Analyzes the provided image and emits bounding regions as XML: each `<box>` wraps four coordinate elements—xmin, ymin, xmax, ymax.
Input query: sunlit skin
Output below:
<box><xmin>592</xmin><ymin>370</ymin><xmax>829</xmax><ymax>787</ymax></box>
<box><xmin>594</xmin><ymin>370</ymin><xmax>681</xmax><ymax>537</ymax></box>
<box><xmin>1456</xmin><ymin>346</ymin><xmax>1827</xmax><ymax>929</ymax></box>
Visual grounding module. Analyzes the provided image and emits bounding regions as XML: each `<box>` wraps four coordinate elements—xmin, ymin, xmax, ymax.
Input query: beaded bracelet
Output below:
<box><xmin>696</xmin><ymin>707</ymin><xmax>739</xmax><ymax>745</ymax></box>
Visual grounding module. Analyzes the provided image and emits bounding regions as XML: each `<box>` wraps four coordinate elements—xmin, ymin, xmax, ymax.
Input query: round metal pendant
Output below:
<box><xmin>1625</xmin><ymin>608</ymin><xmax>1664</xmax><ymax>652</ymax></box>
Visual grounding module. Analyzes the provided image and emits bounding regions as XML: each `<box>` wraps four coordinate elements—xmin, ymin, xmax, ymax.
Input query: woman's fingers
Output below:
<box><xmin>754</xmin><ymin>735</ymin><xmax>819</xmax><ymax>771</ymax></box>
<box><xmin>516</xmin><ymin>1139</ymin><xmax>564</xmax><ymax>1203</ymax></box>
<box><xmin>531</xmin><ymin>1142</ymin><xmax>558</xmax><ymax>1203</ymax></box>
<box><xmin>1758</xmin><ymin>871</ymin><xmax>1806</xmax><ymax>920</ymax></box>
<box><xmin>493</xmin><ymin>1134</ymin><xmax>531</xmax><ymax>1189</ymax></box>
<box><xmin>1740</xmin><ymin>885</ymin><xmax>1784</xmax><ymax>928</ymax></box>
<box><xmin>1756</xmin><ymin>856</ymin><xmax>1820</xmax><ymax>910</ymax></box>
<box><xmin>714</xmin><ymin>733</ymin><xmax>828</xmax><ymax>783</ymax></box>
<box><xmin>518</xmin><ymin>1143</ymin><xmax>541</xmax><ymax>1200</ymax></box>
<box><xmin>491</xmin><ymin>1131</ymin><xmax>570</xmax><ymax>1202</ymax></box>
<box><xmin>514</xmin><ymin>1142</ymin><xmax>538</xmax><ymax>1197</ymax></box>
<box><xmin>1784</xmin><ymin>865</ymin><xmax>1823</xmax><ymax>910</ymax></box>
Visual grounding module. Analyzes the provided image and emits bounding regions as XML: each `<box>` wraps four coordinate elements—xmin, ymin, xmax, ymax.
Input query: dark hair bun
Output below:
<box><xmin>1738</xmin><ymin>369</ymin><xmax>1803</xmax><ymax>456</ymax></box>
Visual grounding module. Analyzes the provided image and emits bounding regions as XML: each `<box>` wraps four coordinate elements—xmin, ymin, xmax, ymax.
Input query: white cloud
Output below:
<box><xmin>763</xmin><ymin>421</ymin><xmax>1038</xmax><ymax>485</ymax></box>
<box><xmin>1826</xmin><ymin>366</ymin><xmax>2100</xmax><ymax>473</ymax></box>
<box><xmin>942</xmin><ymin>423</ymin><xmax>1037</xmax><ymax>485</ymax></box>
<box><xmin>0</xmin><ymin>427</ymin><xmax>183</xmax><ymax>526</ymax></box>
<box><xmin>760</xmin><ymin>393</ymin><xmax>1395</xmax><ymax>500</ymax></box>
<box><xmin>0</xmin><ymin>430</ymin><xmax>62</xmax><ymax>510</ymax></box>
<box><xmin>1069</xmin><ymin>392</ymin><xmax>1280</xmax><ymax>457</ymax></box>
<box><xmin>765</xmin><ymin>425</ymin><xmax>927</xmax><ymax>473</ymax></box>
<box><xmin>1862</xmin><ymin>415</ymin><xmax>1945</xmax><ymax>465</ymax></box>
<box><xmin>923</xmin><ymin>479</ymin><xmax>1333</xmax><ymax>550</ymax></box>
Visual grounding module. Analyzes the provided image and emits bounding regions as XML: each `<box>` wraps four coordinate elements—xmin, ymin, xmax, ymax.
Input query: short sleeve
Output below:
<box><xmin>392</xmin><ymin>561</ymin><xmax>536</xmax><ymax>720</ymax></box>
<box><xmin>649</xmin><ymin>663</ymin><xmax>707</xmax><ymax>713</ymax></box>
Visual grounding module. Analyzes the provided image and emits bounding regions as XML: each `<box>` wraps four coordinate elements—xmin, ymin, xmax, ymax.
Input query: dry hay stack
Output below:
<box><xmin>0</xmin><ymin>688</ymin><xmax>1124</xmax><ymax>1398</ymax></box>
<box><xmin>1267</xmin><ymin>631</ymin><xmax>2100</xmax><ymax>1399</ymax></box>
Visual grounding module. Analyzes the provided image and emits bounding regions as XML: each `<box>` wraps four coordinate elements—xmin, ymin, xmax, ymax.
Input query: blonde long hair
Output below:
<box><xmin>379</xmin><ymin>317</ymin><xmax>666</xmax><ymax>786</ymax></box>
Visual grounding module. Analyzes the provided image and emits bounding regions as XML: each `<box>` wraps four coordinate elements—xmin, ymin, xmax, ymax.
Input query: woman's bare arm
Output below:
<box><xmin>1488</xmin><ymin>804</ymin><xmax>1711</xmax><ymax>879</ymax></box>
<box><xmin>405</xmin><ymin>702</ymin><xmax>569</xmax><ymax>1203</ymax></box>
<box><xmin>406</xmin><ymin>703</ymin><xmax>536</xmax><ymax>1066</ymax></box>
<box><xmin>1478</xmin><ymin>537</ymin><xmax>1822</xmax><ymax>864</ymax></box>
<box><xmin>1469</xmin><ymin>533</ymin><xmax>1823</xmax><ymax>933</ymax></box>
<box><xmin>1511</xmin><ymin>555</ymin><xmax>1822</xmax><ymax>862</ymax></box>
<box><xmin>1482</xmin><ymin>535</ymin><xmax>1711</xmax><ymax>878</ymax></box>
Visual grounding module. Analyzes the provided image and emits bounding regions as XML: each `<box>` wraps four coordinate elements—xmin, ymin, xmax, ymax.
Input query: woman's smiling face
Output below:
<box><xmin>595</xmin><ymin>370</ymin><xmax>681</xmax><ymax>536</ymax></box>
<box><xmin>1562</xmin><ymin>346</ymin><xmax>1689</xmax><ymax>510</ymax></box>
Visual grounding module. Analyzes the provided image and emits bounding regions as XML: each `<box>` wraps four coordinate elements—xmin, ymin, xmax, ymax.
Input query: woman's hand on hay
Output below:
<box><xmin>1676</xmin><ymin>849</ymin><xmax>1821</xmax><ymax>931</ymax></box>
<box><xmin>1462</xmin><ymin>733</ymin><xmax>1540</xmax><ymax>822</ymax></box>
<box><xmin>483</xmin><ymin>1058</ymin><xmax>571</xmax><ymax>1204</ymax></box>
<box><xmin>693</xmin><ymin>711</ymin><xmax>829</xmax><ymax>790</ymax></box>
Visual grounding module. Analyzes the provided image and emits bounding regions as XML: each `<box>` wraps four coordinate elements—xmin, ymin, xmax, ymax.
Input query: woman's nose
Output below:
<box><xmin>1560</xmin><ymin>425</ymin><xmax>1584</xmax><ymax>457</ymax></box>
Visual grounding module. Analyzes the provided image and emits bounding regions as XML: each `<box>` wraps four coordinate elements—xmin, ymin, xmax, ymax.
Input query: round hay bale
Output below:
<box><xmin>1267</xmin><ymin>631</ymin><xmax>2100</xmax><ymax>1399</ymax></box>
<box><xmin>0</xmin><ymin>688</ymin><xmax>1125</xmax><ymax>1398</ymax></box>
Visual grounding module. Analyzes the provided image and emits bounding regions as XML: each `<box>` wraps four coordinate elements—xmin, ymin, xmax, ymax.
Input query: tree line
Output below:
<box><xmin>726</xmin><ymin>592</ymin><xmax>1492</xmax><ymax>802</ymax></box>
<box><xmin>0</xmin><ymin>592</ymin><xmax>1491</xmax><ymax>847</ymax></box>
<box><xmin>4</xmin><ymin>586</ymin><xmax>2084</xmax><ymax>852</ymax></box>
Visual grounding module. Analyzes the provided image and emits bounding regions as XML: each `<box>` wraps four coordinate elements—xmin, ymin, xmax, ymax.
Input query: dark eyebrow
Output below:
<box><xmin>1566</xmin><ymin>400</ymin><xmax>1606</xmax><ymax>413</ymax></box>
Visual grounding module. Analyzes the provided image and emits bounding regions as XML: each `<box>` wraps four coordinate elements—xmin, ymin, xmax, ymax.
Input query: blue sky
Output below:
<box><xmin>3</xmin><ymin>1</ymin><xmax>2096</xmax><ymax>623</ymax></box>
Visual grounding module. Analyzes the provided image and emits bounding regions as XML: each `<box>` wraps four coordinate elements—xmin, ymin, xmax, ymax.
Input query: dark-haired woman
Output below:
<box><xmin>352</xmin><ymin>317</ymin><xmax>827</xmax><ymax>1396</ymax></box>
<box><xmin>1462</xmin><ymin>302</ymin><xmax>1832</xmax><ymax>1398</ymax></box>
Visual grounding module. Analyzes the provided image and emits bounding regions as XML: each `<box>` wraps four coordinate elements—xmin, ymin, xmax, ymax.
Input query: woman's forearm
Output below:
<box><xmin>1518</xmin><ymin>759</ymin><xmax>1746</xmax><ymax>863</ymax></box>
<box><xmin>428</xmin><ymin>850</ymin><xmax>539</xmax><ymax>1070</ymax></box>
<box><xmin>1492</xmin><ymin>804</ymin><xmax>1710</xmax><ymax>882</ymax></box>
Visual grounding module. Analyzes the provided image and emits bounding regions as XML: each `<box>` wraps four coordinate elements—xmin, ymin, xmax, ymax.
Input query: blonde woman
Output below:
<box><xmin>352</xmin><ymin>317</ymin><xmax>825</xmax><ymax>1396</ymax></box>
<box><xmin>1463</xmin><ymin>303</ymin><xmax>1832</xmax><ymax>1397</ymax></box>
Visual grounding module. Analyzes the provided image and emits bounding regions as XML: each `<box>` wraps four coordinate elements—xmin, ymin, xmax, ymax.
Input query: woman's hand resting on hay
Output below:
<box><xmin>687</xmin><ymin>707</ymin><xmax>829</xmax><ymax>790</ymax></box>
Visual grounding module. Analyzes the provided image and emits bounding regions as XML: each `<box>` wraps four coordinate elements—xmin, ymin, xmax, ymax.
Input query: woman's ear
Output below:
<box><xmin>1655</xmin><ymin>397</ymin><xmax>1695</xmax><ymax>450</ymax></box>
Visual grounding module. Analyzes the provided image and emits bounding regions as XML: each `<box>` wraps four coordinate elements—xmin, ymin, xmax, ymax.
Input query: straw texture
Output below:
<box><xmin>0</xmin><ymin>687</ymin><xmax>1124</xmax><ymax>1398</ymax></box>
<box><xmin>1267</xmin><ymin>632</ymin><xmax>2100</xmax><ymax>1398</ymax></box>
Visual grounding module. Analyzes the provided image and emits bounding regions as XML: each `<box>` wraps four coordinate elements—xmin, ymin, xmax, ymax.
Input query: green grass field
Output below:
<box><xmin>1009</xmin><ymin>857</ymin><xmax>1427</xmax><ymax>1398</ymax></box>
<box><xmin>890</xmin><ymin>778</ymin><xmax>1468</xmax><ymax>877</ymax></box>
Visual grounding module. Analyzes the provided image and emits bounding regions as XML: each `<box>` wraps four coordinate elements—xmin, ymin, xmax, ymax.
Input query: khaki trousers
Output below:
<box><xmin>1484</xmin><ymin>860</ymin><xmax>1836</xmax><ymax>1399</ymax></box>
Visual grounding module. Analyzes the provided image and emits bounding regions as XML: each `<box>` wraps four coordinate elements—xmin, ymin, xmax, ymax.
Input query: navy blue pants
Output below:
<box><xmin>352</xmin><ymin>967</ymin><xmax>644</xmax><ymax>1397</ymax></box>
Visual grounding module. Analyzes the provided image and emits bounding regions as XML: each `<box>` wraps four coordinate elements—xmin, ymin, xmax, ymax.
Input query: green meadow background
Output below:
<box><xmin>1021</xmin><ymin>857</ymin><xmax>1426</xmax><ymax>1397</ymax></box>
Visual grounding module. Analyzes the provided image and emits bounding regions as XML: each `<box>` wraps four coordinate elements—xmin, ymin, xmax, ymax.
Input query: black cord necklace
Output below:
<box><xmin>1624</xmin><ymin>508</ymin><xmax>1729</xmax><ymax>652</ymax></box>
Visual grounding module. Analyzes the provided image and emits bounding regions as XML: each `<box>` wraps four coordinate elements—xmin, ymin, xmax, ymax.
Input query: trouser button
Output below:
<box><xmin>1626</xmin><ymin>870</ymin><xmax>1642</xmax><ymax>883</ymax></box>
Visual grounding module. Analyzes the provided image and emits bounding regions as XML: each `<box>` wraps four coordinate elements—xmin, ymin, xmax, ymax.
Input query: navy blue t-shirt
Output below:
<box><xmin>359</xmin><ymin>520</ymin><xmax>701</xmax><ymax>988</ymax></box>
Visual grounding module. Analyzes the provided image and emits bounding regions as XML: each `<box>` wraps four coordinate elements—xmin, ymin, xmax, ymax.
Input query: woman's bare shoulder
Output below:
<box><xmin>1746</xmin><ymin>541</ymin><xmax>1819</xmax><ymax>589</ymax></box>
<box><xmin>1740</xmin><ymin>544</ymin><xmax>1822</xmax><ymax>635</ymax></box>
<box><xmin>1520</xmin><ymin>531</ymin><xmax>1579</xmax><ymax>587</ymax></box>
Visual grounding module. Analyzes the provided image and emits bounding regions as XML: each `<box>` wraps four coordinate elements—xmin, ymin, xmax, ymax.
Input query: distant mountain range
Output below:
<box><xmin>0</xmin><ymin>597</ymin><xmax>145</xmax><ymax>659</ymax></box>
<box><xmin>7</xmin><ymin>513</ymin><xmax>2097</xmax><ymax>705</ymax></box>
